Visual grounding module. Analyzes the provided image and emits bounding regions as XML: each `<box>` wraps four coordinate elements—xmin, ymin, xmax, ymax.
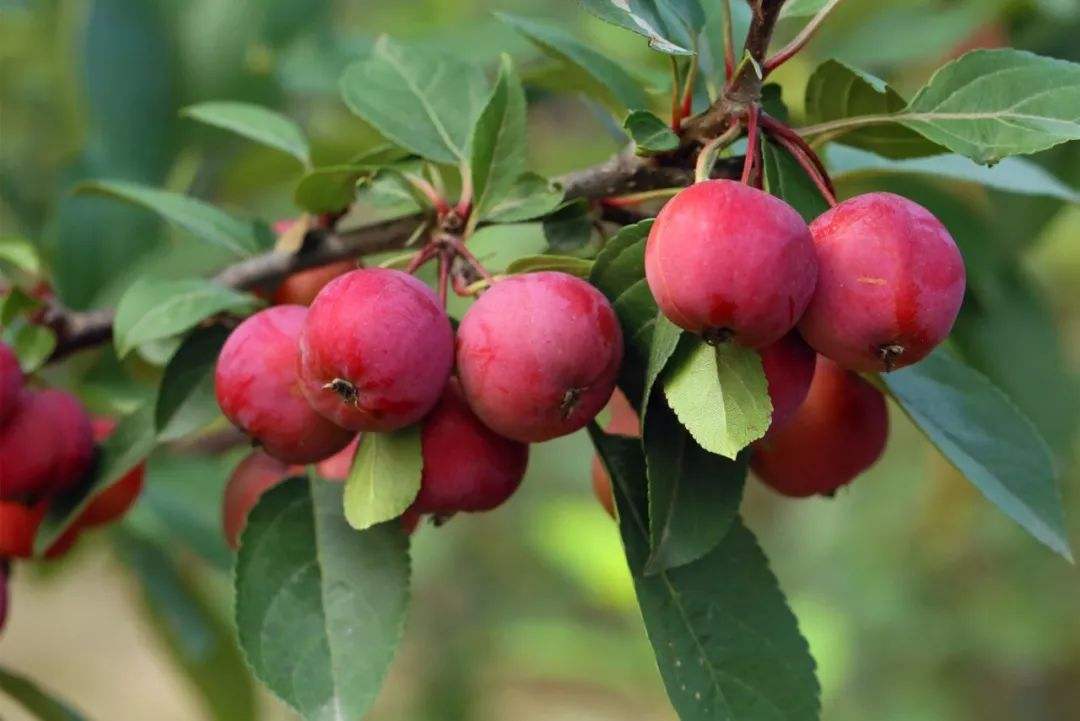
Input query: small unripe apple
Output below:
<box><xmin>759</xmin><ymin>332</ymin><xmax>816</xmax><ymax>429</ymax></box>
<box><xmin>456</xmin><ymin>272</ymin><xmax>623</xmax><ymax>442</ymax></box>
<box><xmin>799</xmin><ymin>192</ymin><xmax>966</xmax><ymax>372</ymax></box>
<box><xmin>751</xmin><ymin>356</ymin><xmax>888</xmax><ymax>497</ymax></box>
<box><xmin>216</xmin><ymin>305</ymin><xmax>354</xmax><ymax>464</ymax></box>
<box><xmin>0</xmin><ymin>342</ymin><xmax>22</xmax><ymax>426</ymax></box>
<box><xmin>412</xmin><ymin>380</ymin><xmax>529</xmax><ymax>515</ymax></box>
<box><xmin>299</xmin><ymin>269</ymin><xmax>454</xmax><ymax>432</ymax></box>
<box><xmin>222</xmin><ymin>451</ymin><xmax>301</xmax><ymax>549</ymax></box>
<box><xmin>645</xmin><ymin>180</ymin><xmax>818</xmax><ymax>348</ymax></box>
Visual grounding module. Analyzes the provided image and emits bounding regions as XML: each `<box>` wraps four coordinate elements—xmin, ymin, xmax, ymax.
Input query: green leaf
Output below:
<box><xmin>804</xmin><ymin>60</ymin><xmax>942</xmax><ymax>159</ymax></box>
<box><xmin>235</xmin><ymin>475</ymin><xmax>410</xmax><ymax>721</ymax></box>
<box><xmin>663</xmin><ymin>339</ymin><xmax>772</xmax><ymax>459</ymax></box>
<box><xmin>642</xmin><ymin>312</ymin><xmax>683</xmax><ymax>410</ymax></box>
<box><xmin>884</xmin><ymin>348</ymin><xmax>1072</xmax><ymax>561</ymax></box>
<box><xmin>74</xmin><ymin>180</ymin><xmax>267</xmax><ymax>256</ymax></box>
<box><xmin>294</xmin><ymin>164</ymin><xmax>373</xmax><ymax>214</ymax></box>
<box><xmin>505</xmin><ymin>254</ymin><xmax>593</xmax><ymax>277</ymax></box>
<box><xmin>581</xmin><ymin>0</ymin><xmax>705</xmax><ymax>55</ymax></box>
<box><xmin>642</xmin><ymin>397</ymin><xmax>747</xmax><ymax>574</ymax></box>
<box><xmin>1</xmin><ymin>320</ymin><xmax>57</xmax><ymax>373</ymax></box>
<box><xmin>0</xmin><ymin>236</ymin><xmax>41</xmax><ymax>275</ymax></box>
<box><xmin>113</xmin><ymin>278</ymin><xmax>258</xmax><ymax>358</ymax></box>
<box><xmin>115</xmin><ymin>531</ymin><xmax>256</xmax><ymax>721</ymax></box>
<box><xmin>36</xmin><ymin>404</ymin><xmax>158</xmax><ymax>555</ymax></box>
<box><xmin>155</xmin><ymin>325</ymin><xmax>230</xmax><ymax>440</ymax></box>
<box><xmin>340</xmin><ymin>37</ymin><xmax>488</xmax><ymax>164</ymax></box>
<box><xmin>590</xmin><ymin>219</ymin><xmax>653</xmax><ymax>299</ymax></box>
<box><xmin>497</xmin><ymin>12</ymin><xmax>650</xmax><ymax>113</ymax></box>
<box><xmin>828</xmin><ymin>145</ymin><xmax>1080</xmax><ymax>204</ymax></box>
<box><xmin>589</xmin><ymin>428</ymin><xmax>821</xmax><ymax>721</ymax></box>
<box><xmin>542</xmin><ymin>199</ymin><xmax>593</xmax><ymax>253</ymax></box>
<box><xmin>624</xmin><ymin>110</ymin><xmax>680</xmax><ymax>154</ymax></box>
<box><xmin>343</xmin><ymin>427</ymin><xmax>423</xmax><ymax>531</ymax></box>
<box><xmin>470</xmin><ymin>55</ymin><xmax>528</xmax><ymax>224</ymax></box>
<box><xmin>482</xmin><ymin>172</ymin><xmax>565</xmax><ymax>223</ymax></box>
<box><xmin>901</xmin><ymin>49</ymin><xmax>1080</xmax><ymax>164</ymax></box>
<box><xmin>0</xmin><ymin>665</ymin><xmax>87</xmax><ymax>721</ymax></box>
<box><xmin>762</xmin><ymin>140</ymin><xmax>830</xmax><ymax>223</ymax></box>
<box><xmin>465</xmin><ymin>223</ymin><xmax>548</xmax><ymax>273</ymax></box>
<box><xmin>0</xmin><ymin>288</ymin><xmax>40</xmax><ymax>327</ymax></box>
<box><xmin>182</xmin><ymin>101</ymin><xmax>310</xmax><ymax>166</ymax></box>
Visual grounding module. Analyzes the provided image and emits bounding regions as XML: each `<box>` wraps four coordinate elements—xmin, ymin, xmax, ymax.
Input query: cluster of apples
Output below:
<box><xmin>641</xmin><ymin>179</ymin><xmax>966</xmax><ymax>497</ymax></box>
<box><xmin>0</xmin><ymin>342</ymin><xmax>146</xmax><ymax>630</ymax></box>
<box><xmin>215</xmin><ymin>259</ymin><xmax>623</xmax><ymax>544</ymax></box>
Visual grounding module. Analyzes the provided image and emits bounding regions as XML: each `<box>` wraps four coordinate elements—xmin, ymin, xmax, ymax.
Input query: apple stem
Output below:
<box><xmin>694</xmin><ymin>122</ymin><xmax>743</xmax><ymax>183</ymax></box>
<box><xmin>740</xmin><ymin>106</ymin><xmax>760</xmax><ymax>185</ymax></box>
<box><xmin>722</xmin><ymin>0</ymin><xmax>735</xmax><ymax>81</ymax></box>
<box><xmin>760</xmin><ymin>114</ymin><xmax>837</xmax><ymax>206</ymax></box>
<box><xmin>763</xmin><ymin>0</ymin><xmax>846</xmax><ymax>76</ymax></box>
<box><xmin>405</xmin><ymin>244</ymin><xmax>438</xmax><ymax>274</ymax></box>
<box><xmin>437</xmin><ymin>250</ymin><xmax>450</xmax><ymax>307</ymax></box>
<box><xmin>403</xmin><ymin>172</ymin><xmax>450</xmax><ymax>215</ymax></box>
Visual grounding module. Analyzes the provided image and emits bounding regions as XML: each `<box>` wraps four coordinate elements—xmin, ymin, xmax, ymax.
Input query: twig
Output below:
<box><xmin>763</xmin><ymin>0</ymin><xmax>845</xmax><ymax>75</ymax></box>
<box><xmin>45</xmin><ymin>153</ymin><xmax>736</xmax><ymax>361</ymax></box>
<box><xmin>741</xmin><ymin>106</ymin><xmax>760</xmax><ymax>184</ymax></box>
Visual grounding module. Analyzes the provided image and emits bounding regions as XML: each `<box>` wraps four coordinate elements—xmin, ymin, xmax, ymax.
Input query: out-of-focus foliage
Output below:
<box><xmin>1</xmin><ymin>1</ymin><xmax>1078</xmax><ymax>720</ymax></box>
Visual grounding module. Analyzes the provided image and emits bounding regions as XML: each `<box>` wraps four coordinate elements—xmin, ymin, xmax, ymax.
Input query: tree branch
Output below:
<box><xmin>43</xmin><ymin>153</ymin><xmax>740</xmax><ymax>361</ymax></box>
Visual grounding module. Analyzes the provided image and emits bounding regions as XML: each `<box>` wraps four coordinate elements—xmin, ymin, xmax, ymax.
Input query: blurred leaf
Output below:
<box><xmin>828</xmin><ymin>145</ymin><xmax>1080</xmax><ymax>203</ymax></box>
<box><xmin>542</xmin><ymin>199</ymin><xmax>593</xmax><ymax>252</ymax></box>
<box><xmin>182</xmin><ymin>101</ymin><xmax>311</xmax><ymax>166</ymax></box>
<box><xmin>482</xmin><ymin>172</ymin><xmax>565</xmax><ymax>223</ymax></box>
<box><xmin>497</xmin><ymin>12</ymin><xmax>650</xmax><ymax>112</ymax></box>
<box><xmin>294</xmin><ymin>165</ymin><xmax>364</xmax><ymax>213</ymax></box>
<box><xmin>952</xmin><ymin>276</ymin><xmax>1080</xmax><ymax>462</ymax></box>
<box><xmin>75</xmin><ymin>180</ymin><xmax>266</xmax><ymax>257</ymax></box>
<box><xmin>762</xmin><ymin>140</ymin><xmax>830</xmax><ymax>223</ymax></box>
<box><xmin>1</xmin><ymin>320</ymin><xmax>56</xmax><ymax>373</ymax></box>
<box><xmin>663</xmin><ymin>337</ymin><xmax>771</xmax><ymax>458</ymax></box>
<box><xmin>0</xmin><ymin>665</ymin><xmax>86</xmax><ymax>721</ymax></box>
<box><xmin>505</xmin><ymin>254</ymin><xmax>593</xmax><ymax>276</ymax></box>
<box><xmin>343</xmin><ymin>427</ymin><xmax>422</xmax><ymax>531</ymax></box>
<box><xmin>590</xmin><ymin>428</ymin><xmax>821</xmax><ymax>721</ymax></box>
<box><xmin>235</xmin><ymin>475</ymin><xmax>410</xmax><ymax>721</ymax></box>
<box><xmin>115</xmin><ymin>531</ymin><xmax>256</xmax><ymax>721</ymax></box>
<box><xmin>642</xmin><ymin>396</ymin><xmax>747</xmax><ymax>574</ymax></box>
<box><xmin>129</xmin><ymin>451</ymin><xmax>235</xmax><ymax>571</ymax></box>
<box><xmin>0</xmin><ymin>288</ymin><xmax>40</xmax><ymax>327</ymax></box>
<box><xmin>781</xmin><ymin>0</ymin><xmax>831</xmax><ymax>17</ymax></box>
<box><xmin>805</xmin><ymin>60</ymin><xmax>941</xmax><ymax>159</ymax></box>
<box><xmin>581</xmin><ymin>0</ymin><xmax>705</xmax><ymax>55</ymax></box>
<box><xmin>624</xmin><ymin>110</ymin><xmax>680</xmax><ymax>154</ymax></box>
<box><xmin>36</xmin><ymin>404</ymin><xmax>158</xmax><ymax>555</ymax></box>
<box><xmin>884</xmin><ymin>348</ymin><xmax>1072</xmax><ymax>561</ymax></box>
<box><xmin>470</xmin><ymin>55</ymin><xmax>528</xmax><ymax>224</ymax></box>
<box><xmin>903</xmin><ymin>50</ymin><xmax>1080</xmax><ymax>163</ymax></box>
<box><xmin>0</xmin><ymin>236</ymin><xmax>40</xmax><ymax>275</ymax></box>
<box><xmin>155</xmin><ymin>325</ymin><xmax>229</xmax><ymax>440</ymax></box>
<box><xmin>113</xmin><ymin>278</ymin><xmax>257</xmax><ymax>359</ymax></box>
<box><xmin>340</xmin><ymin>37</ymin><xmax>488</xmax><ymax>164</ymax></box>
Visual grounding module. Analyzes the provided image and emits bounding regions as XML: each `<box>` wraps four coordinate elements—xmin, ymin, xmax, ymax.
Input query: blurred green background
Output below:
<box><xmin>1</xmin><ymin>0</ymin><xmax>1079</xmax><ymax>719</ymax></box>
